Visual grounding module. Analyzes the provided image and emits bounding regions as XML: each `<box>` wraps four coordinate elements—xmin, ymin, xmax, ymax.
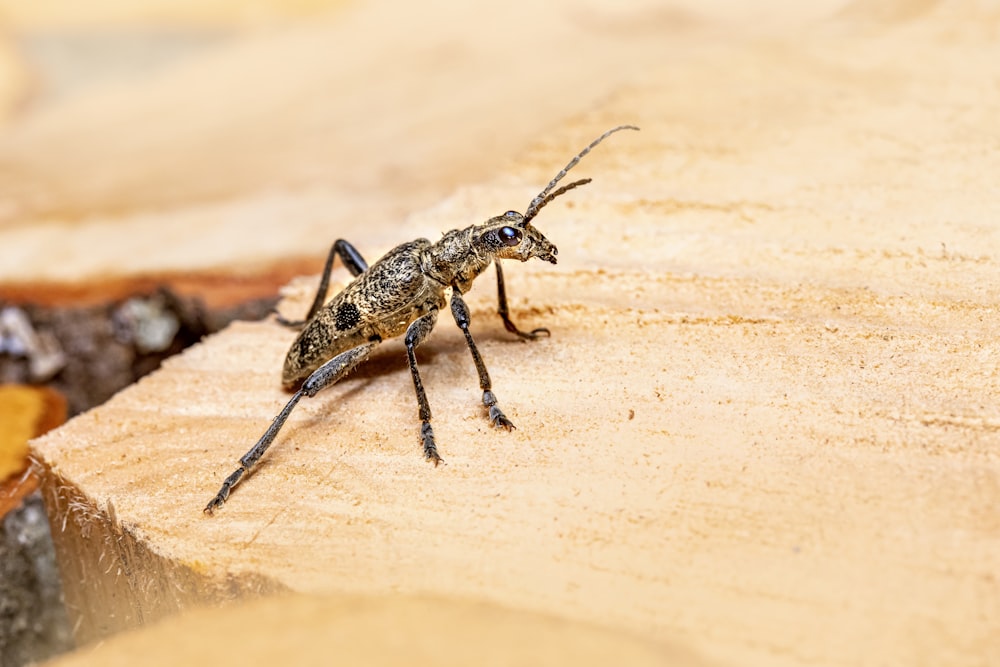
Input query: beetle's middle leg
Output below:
<box><xmin>404</xmin><ymin>309</ymin><xmax>445</xmax><ymax>465</ymax></box>
<box><xmin>450</xmin><ymin>289</ymin><xmax>515</xmax><ymax>431</ymax></box>
<box><xmin>277</xmin><ymin>239</ymin><xmax>369</xmax><ymax>329</ymax></box>
<box><xmin>204</xmin><ymin>339</ymin><xmax>379</xmax><ymax>514</ymax></box>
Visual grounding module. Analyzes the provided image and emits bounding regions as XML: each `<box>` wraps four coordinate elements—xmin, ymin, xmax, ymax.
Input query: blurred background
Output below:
<box><xmin>0</xmin><ymin>0</ymin><xmax>858</xmax><ymax>288</ymax></box>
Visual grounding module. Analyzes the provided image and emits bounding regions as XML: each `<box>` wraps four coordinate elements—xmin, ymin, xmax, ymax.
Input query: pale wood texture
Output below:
<box><xmin>0</xmin><ymin>0</ymin><xmax>702</xmax><ymax>285</ymax></box>
<box><xmin>0</xmin><ymin>35</ymin><xmax>27</xmax><ymax>126</ymax></box>
<box><xmin>24</xmin><ymin>2</ymin><xmax>1000</xmax><ymax>667</ymax></box>
<box><xmin>41</xmin><ymin>594</ymin><xmax>700</xmax><ymax>667</ymax></box>
<box><xmin>0</xmin><ymin>0</ymin><xmax>348</xmax><ymax>27</ymax></box>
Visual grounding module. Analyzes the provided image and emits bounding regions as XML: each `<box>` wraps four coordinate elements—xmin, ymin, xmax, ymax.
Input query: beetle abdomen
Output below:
<box><xmin>281</xmin><ymin>303</ymin><xmax>369</xmax><ymax>388</ymax></box>
<box><xmin>281</xmin><ymin>239</ymin><xmax>441</xmax><ymax>388</ymax></box>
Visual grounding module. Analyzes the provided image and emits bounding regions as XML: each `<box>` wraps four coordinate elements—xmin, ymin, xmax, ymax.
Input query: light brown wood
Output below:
<box><xmin>0</xmin><ymin>0</ymin><xmax>349</xmax><ymax>27</ymax></box>
<box><xmin>41</xmin><ymin>593</ymin><xmax>700</xmax><ymax>667</ymax></box>
<box><xmin>0</xmin><ymin>0</ymin><xmax>702</xmax><ymax>286</ymax></box>
<box><xmin>0</xmin><ymin>36</ymin><xmax>27</xmax><ymax>126</ymax></box>
<box><xmin>25</xmin><ymin>2</ymin><xmax>1000</xmax><ymax>667</ymax></box>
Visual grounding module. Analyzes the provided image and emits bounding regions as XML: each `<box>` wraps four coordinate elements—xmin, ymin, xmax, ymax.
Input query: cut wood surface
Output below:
<box><xmin>41</xmin><ymin>593</ymin><xmax>699</xmax><ymax>667</ymax></box>
<box><xmin>22</xmin><ymin>2</ymin><xmax>1000</xmax><ymax>667</ymax></box>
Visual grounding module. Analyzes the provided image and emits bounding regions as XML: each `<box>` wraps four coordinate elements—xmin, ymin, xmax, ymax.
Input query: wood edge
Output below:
<box><xmin>0</xmin><ymin>256</ymin><xmax>324</xmax><ymax>309</ymax></box>
<box><xmin>32</xmin><ymin>462</ymin><xmax>290</xmax><ymax>645</ymax></box>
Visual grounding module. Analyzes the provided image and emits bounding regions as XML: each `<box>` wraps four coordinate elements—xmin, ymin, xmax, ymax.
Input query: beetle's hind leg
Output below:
<box><xmin>276</xmin><ymin>239</ymin><xmax>370</xmax><ymax>329</ymax></box>
<box><xmin>204</xmin><ymin>339</ymin><xmax>378</xmax><ymax>514</ymax></box>
<box><xmin>450</xmin><ymin>289</ymin><xmax>516</xmax><ymax>431</ymax></box>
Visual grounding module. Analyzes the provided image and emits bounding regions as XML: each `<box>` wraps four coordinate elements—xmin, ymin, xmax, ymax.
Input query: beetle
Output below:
<box><xmin>204</xmin><ymin>125</ymin><xmax>638</xmax><ymax>513</ymax></box>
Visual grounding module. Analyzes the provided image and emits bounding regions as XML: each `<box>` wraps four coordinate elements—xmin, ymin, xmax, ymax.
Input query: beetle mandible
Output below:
<box><xmin>204</xmin><ymin>125</ymin><xmax>638</xmax><ymax>514</ymax></box>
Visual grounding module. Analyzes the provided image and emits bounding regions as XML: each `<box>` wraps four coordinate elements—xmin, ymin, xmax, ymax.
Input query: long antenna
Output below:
<box><xmin>522</xmin><ymin>124</ymin><xmax>639</xmax><ymax>225</ymax></box>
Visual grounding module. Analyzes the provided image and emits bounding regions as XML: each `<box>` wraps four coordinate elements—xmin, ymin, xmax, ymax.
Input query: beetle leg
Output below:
<box><xmin>451</xmin><ymin>289</ymin><xmax>515</xmax><ymax>431</ymax></box>
<box><xmin>276</xmin><ymin>239</ymin><xmax>370</xmax><ymax>329</ymax></box>
<box><xmin>204</xmin><ymin>340</ymin><xmax>379</xmax><ymax>514</ymax></box>
<box><xmin>404</xmin><ymin>309</ymin><xmax>445</xmax><ymax>465</ymax></box>
<box><xmin>495</xmin><ymin>262</ymin><xmax>549</xmax><ymax>340</ymax></box>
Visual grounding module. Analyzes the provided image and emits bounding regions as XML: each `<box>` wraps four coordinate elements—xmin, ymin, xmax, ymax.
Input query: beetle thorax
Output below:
<box><xmin>422</xmin><ymin>227</ymin><xmax>493</xmax><ymax>293</ymax></box>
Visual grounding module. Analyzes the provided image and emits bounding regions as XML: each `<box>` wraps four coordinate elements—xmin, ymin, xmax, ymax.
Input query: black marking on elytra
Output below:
<box><xmin>335</xmin><ymin>302</ymin><xmax>361</xmax><ymax>331</ymax></box>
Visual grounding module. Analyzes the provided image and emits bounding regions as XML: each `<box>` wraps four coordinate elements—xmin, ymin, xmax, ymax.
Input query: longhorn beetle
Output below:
<box><xmin>204</xmin><ymin>125</ymin><xmax>638</xmax><ymax>514</ymax></box>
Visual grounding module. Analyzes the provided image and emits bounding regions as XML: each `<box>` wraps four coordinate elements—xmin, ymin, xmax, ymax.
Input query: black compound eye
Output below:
<box><xmin>504</xmin><ymin>210</ymin><xmax>519</xmax><ymax>219</ymax></box>
<box><xmin>499</xmin><ymin>226</ymin><xmax>522</xmax><ymax>246</ymax></box>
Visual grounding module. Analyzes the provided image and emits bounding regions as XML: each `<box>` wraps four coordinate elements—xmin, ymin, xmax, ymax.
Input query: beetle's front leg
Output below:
<box><xmin>495</xmin><ymin>262</ymin><xmax>549</xmax><ymax>341</ymax></box>
<box><xmin>450</xmin><ymin>289</ymin><xmax>515</xmax><ymax>431</ymax></box>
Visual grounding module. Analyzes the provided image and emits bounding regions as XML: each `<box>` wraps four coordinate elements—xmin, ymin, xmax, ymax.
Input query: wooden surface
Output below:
<box><xmin>0</xmin><ymin>36</ymin><xmax>26</xmax><ymax>126</ymax></box>
<box><xmin>20</xmin><ymin>2</ymin><xmax>1000</xmax><ymax>667</ymax></box>
<box><xmin>0</xmin><ymin>0</ymin><xmax>698</xmax><ymax>289</ymax></box>
<box><xmin>41</xmin><ymin>594</ymin><xmax>697</xmax><ymax>667</ymax></box>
